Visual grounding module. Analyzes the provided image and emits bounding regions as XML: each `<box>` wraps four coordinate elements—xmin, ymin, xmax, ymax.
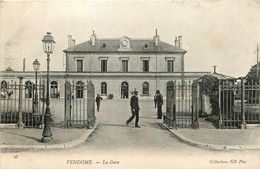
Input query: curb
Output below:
<box><xmin>162</xmin><ymin>123</ymin><xmax>260</xmax><ymax>151</ymax></box>
<box><xmin>0</xmin><ymin>124</ymin><xmax>98</xmax><ymax>151</ymax></box>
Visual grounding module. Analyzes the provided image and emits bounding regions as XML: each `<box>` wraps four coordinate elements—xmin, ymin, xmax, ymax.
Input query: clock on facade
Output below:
<box><xmin>121</xmin><ymin>40</ymin><xmax>128</xmax><ymax>47</ymax></box>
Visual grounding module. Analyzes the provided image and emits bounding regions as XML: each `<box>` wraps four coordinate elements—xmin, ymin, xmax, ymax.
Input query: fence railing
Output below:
<box><xmin>0</xmin><ymin>79</ymin><xmax>45</xmax><ymax>128</ymax></box>
<box><xmin>65</xmin><ymin>81</ymin><xmax>95</xmax><ymax>128</ymax></box>
<box><xmin>164</xmin><ymin>80</ymin><xmax>198</xmax><ymax>129</ymax></box>
<box><xmin>219</xmin><ymin>78</ymin><xmax>260</xmax><ymax>129</ymax></box>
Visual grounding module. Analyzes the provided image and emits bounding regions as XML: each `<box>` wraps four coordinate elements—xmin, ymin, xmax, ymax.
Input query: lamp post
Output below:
<box><xmin>33</xmin><ymin>59</ymin><xmax>40</xmax><ymax>114</ymax></box>
<box><xmin>41</xmin><ymin>32</ymin><xmax>55</xmax><ymax>143</ymax></box>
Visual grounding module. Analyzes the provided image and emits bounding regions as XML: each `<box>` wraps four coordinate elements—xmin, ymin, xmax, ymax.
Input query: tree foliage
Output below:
<box><xmin>245</xmin><ymin>62</ymin><xmax>260</xmax><ymax>84</ymax></box>
<box><xmin>201</xmin><ymin>75</ymin><xmax>219</xmax><ymax>116</ymax></box>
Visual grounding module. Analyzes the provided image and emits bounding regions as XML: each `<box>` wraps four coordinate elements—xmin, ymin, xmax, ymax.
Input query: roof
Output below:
<box><xmin>204</xmin><ymin>72</ymin><xmax>236</xmax><ymax>80</ymax></box>
<box><xmin>193</xmin><ymin>72</ymin><xmax>236</xmax><ymax>83</ymax></box>
<box><xmin>63</xmin><ymin>38</ymin><xmax>187</xmax><ymax>54</ymax></box>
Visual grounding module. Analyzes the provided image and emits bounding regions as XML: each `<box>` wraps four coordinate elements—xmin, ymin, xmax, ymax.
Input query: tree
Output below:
<box><xmin>245</xmin><ymin>62</ymin><xmax>260</xmax><ymax>103</ymax></box>
<box><xmin>245</xmin><ymin>62</ymin><xmax>260</xmax><ymax>84</ymax></box>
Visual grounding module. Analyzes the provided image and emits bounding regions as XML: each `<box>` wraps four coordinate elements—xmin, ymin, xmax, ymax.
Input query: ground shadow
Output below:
<box><xmin>1</xmin><ymin>131</ymin><xmax>42</xmax><ymax>143</ymax></box>
<box><xmin>148</xmin><ymin>122</ymin><xmax>166</xmax><ymax>130</ymax></box>
<box><xmin>99</xmin><ymin>123</ymin><xmax>133</xmax><ymax>128</ymax></box>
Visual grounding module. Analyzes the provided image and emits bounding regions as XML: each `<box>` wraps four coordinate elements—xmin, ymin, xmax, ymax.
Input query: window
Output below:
<box><xmin>25</xmin><ymin>81</ymin><xmax>32</xmax><ymax>98</ymax></box>
<box><xmin>143</xmin><ymin>82</ymin><xmax>149</xmax><ymax>95</ymax></box>
<box><xmin>76</xmin><ymin>81</ymin><xmax>84</xmax><ymax>98</ymax></box>
<box><xmin>167</xmin><ymin>60</ymin><xmax>174</xmax><ymax>72</ymax></box>
<box><xmin>50</xmin><ymin>81</ymin><xmax>58</xmax><ymax>98</ymax></box>
<box><xmin>101</xmin><ymin>60</ymin><xmax>107</xmax><ymax>72</ymax></box>
<box><xmin>143</xmin><ymin>60</ymin><xmax>149</xmax><ymax>72</ymax></box>
<box><xmin>122</xmin><ymin>60</ymin><xmax>128</xmax><ymax>72</ymax></box>
<box><xmin>77</xmin><ymin>60</ymin><xmax>83</xmax><ymax>72</ymax></box>
<box><xmin>101</xmin><ymin>82</ymin><xmax>107</xmax><ymax>95</ymax></box>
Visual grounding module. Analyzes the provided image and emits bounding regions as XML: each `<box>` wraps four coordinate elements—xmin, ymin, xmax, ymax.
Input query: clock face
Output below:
<box><xmin>121</xmin><ymin>40</ymin><xmax>128</xmax><ymax>47</ymax></box>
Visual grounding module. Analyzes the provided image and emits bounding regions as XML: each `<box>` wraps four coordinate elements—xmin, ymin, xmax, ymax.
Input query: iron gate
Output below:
<box><xmin>219</xmin><ymin>79</ymin><xmax>260</xmax><ymax>128</ymax></box>
<box><xmin>0</xmin><ymin>79</ymin><xmax>45</xmax><ymax>128</ymax></box>
<box><xmin>65</xmin><ymin>81</ymin><xmax>95</xmax><ymax>128</ymax></box>
<box><xmin>164</xmin><ymin>80</ymin><xmax>197</xmax><ymax>129</ymax></box>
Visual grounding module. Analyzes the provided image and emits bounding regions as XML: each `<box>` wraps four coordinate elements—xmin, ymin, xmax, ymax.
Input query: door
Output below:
<box><xmin>121</xmin><ymin>82</ymin><xmax>129</xmax><ymax>99</ymax></box>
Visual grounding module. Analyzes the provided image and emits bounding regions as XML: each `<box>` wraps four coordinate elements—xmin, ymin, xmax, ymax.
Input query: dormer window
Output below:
<box><xmin>144</xmin><ymin>44</ymin><xmax>148</xmax><ymax>49</ymax></box>
<box><xmin>102</xmin><ymin>43</ymin><xmax>107</xmax><ymax>49</ymax></box>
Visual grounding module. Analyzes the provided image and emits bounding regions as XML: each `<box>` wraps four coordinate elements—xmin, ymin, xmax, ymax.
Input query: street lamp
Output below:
<box><xmin>41</xmin><ymin>32</ymin><xmax>55</xmax><ymax>143</ymax></box>
<box><xmin>33</xmin><ymin>59</ymin><xmax>40</xmax><ymax>114</ymax></box>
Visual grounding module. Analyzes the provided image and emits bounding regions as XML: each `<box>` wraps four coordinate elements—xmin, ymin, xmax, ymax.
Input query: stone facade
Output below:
<box><xmin>1</xmin><ymin>32</ymin><xmax>210</xmax><ymax>100</ymax></box>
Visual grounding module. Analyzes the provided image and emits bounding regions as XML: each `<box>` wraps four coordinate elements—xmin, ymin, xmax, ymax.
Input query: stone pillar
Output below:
<box><xmin>17</xmin><ymin>76</ymin><xmax>24</xmax><ymax>128</ymax></box>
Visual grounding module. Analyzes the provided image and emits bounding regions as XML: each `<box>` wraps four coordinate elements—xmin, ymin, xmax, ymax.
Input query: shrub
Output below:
<box><xmin>201</xmin><ymin>75</ymin><xmax>220</xmax><ymax>116</ymax></box>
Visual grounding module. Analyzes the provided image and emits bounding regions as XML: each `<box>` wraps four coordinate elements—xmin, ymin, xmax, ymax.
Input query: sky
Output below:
<box><xmin>0</xmin><ymin>0</ymin><xmax>260</xmax><ymax>78</ymax></box>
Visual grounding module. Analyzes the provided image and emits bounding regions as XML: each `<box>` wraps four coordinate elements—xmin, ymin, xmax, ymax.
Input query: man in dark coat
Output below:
<box><xmin>126</xmin><ymin>90</ymin><xmax>140</xmax><ymax>128</ymax></box>
<box><xmin>156</xmin><ymin>90</ymin><xmax>163</xmax><ymax>119</ymax></box>
<box><xmin>95</xmin><ymin>94</ymin><xmax>103</xmax><ymax>112</ymax></box>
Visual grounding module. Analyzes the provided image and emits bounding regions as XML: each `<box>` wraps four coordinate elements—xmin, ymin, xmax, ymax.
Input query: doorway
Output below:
<box><xmin>121</xmin><ymin>82</ymin><xmax>129</xmax><ymax>99</ymax></box>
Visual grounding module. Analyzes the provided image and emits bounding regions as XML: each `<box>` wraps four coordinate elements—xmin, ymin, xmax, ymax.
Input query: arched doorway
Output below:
<box><xmin>25</xmin><ymin>81</ymin><xmax>33</xmax><ymax>98</ymax></box>
<box><xmin>121</xmin><ymin>82</ymin><xmax>129</xmax><ymax>99</ymax></box>
<box><xmin>50</xmin><ymin>81</ymin><xmax>58</xmax><ymax>98</ymax></box>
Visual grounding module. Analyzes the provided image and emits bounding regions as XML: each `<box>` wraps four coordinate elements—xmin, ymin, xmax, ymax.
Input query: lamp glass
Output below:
<box><xmin>42</xmin><ymin>32</ymin><xmax>55</xmax><ymax>54</ymax></box>
<box><xmin>33</xmin><ymin>59</ymin><xmax>40</xmax><ymax>71</ymax></box>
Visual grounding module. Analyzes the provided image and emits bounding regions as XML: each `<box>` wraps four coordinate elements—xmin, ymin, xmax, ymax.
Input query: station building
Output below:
<box><xmin>1</xmin><ymin>30</ymin><xmax>210</xmax><ymax>100</ymax></box>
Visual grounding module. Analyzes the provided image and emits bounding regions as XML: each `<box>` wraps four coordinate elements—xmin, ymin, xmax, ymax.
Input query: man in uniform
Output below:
<box><xmin>95</xmin><ymin>94</ymin><xmax>103</xmax><ymax>112</ymax></box>
<box><xmin>126</xmin><ymin>90</ymin><xmax>140</xmax><ymax>128</ymax></box>
<box><xmin>156</xmin><ymin>90</ymin><xmax>163</xmax><ymax>119</ymax></box>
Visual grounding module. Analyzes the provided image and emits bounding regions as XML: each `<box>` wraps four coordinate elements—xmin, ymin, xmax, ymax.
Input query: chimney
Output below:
<box><xmin>68</xmin><ymin>35</ymin><xmax>72</xmax><ymax>47</ymax></box>
<box><xmin>174</xmin><ymin>37</ymin><xmax>178</xmax><ymax>47</ymax></box>
<box><xmin>71</xmin><ymin>39</ymin><xmax>76</xmax><ymax>46</ymax></box>
<box><xmin>213</xmin><ymin>65</ymin><xmax>217</xmax><ymax>73</ymax></box>
<box><xmin>178</xmin><ymin>35</ymin><xmax>182</xmax><ymax>49</ymax></box>
<box><xmin>153</xmin><ymin>29</ymin><xmax>160</xmax><ymax>46</ymax></box>
<box><xmin>23</xmin><ymin>58</ymin><xmax>25</xmax><ymax>71</ymax></box>
<box><xmin>90</xmin><ymin>30</ymin><xmax>96</xmax><ymax>46</ymax></box>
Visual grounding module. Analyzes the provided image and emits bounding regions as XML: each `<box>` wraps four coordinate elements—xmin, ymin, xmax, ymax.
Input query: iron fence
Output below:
<box><xmin>164</xmin><ymin>80</ymin><xmax>197</xmax><ymax>129</ymax></box>
<box><xmin>0</xmin><ymin>79</ymin><xmax>45</xmax><ymax>128</ymax></box>
<box><xmin>65</xmin><ymin>81</ymin><xmax>95</xmax><ymax>128</ymax></box>
<box><xmin>219</xmin><ymin>79</ymin><xmax>260</xmax><ymax>128</ymax></box>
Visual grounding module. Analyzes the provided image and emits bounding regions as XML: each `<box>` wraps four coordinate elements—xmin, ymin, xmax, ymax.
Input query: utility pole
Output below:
<box><xmin>257</xmin><ymin>44</ymin><xmax>259</xmax><ymax>79</ymax></box>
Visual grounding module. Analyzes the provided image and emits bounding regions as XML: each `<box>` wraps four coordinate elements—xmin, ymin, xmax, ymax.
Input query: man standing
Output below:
<box><xmin>95</xmin><ymin>94</ymin><xmax>103</xmax><ymax>112</ymax></box>
<box><xmin>156</xmin><ymin>90</ymin><xmax>163</xmax><ymax>119</ymax></box>
<box><xmin>126</xmin><ymin>90</ymin><xmax>140</xmax><ymax>128</ymax></box>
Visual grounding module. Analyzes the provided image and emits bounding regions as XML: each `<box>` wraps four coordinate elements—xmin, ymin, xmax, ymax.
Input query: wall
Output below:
<box><xmin>201</xmin><ymin>94</ymin><xmax>212</xmax><ymax>115</ymax></box>
<box><xmin>67</xmin><ymin>53</ymin><xmax>183</xmax><ymax>72</ymax></box>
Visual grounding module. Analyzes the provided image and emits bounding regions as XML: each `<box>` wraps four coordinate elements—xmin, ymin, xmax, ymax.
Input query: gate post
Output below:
<box><xmin>195</xmin><ymin>82</ymin><xmax>200</xmax><ymax>129</ymax></box>
<box><xmin>65</xmin><ymin>81</ymin><xmax>71</xmax><ymax>127</ymax></box>
<box><xmin>17</xmin><ymin>76</ymin><xmax>24</xmax><ymax>128</ymax></box>
<box><xmin>240</xmin><ymin>78</ymin><xmax>246</xmax><ymax>129</ymax></box>
<box><xmin>166</xmin><ymin>81</ymin><xmax>176</xmax><ymax>129</ymax></box>
<box><xmin>218</xmin><ymin>80</ymin><xmax>223</xmax><ymax>129</ymax></box>
<box><xmin>87</xmin><ymin>82</ymin><xmax>95</xmax><ymax>128</ymax></box>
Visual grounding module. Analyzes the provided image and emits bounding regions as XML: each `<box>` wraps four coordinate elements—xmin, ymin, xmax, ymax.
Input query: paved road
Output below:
<box><xmin>63</xmin><ymin>99</ymin><xmax>204</xmax><ymax>154</ymax></box>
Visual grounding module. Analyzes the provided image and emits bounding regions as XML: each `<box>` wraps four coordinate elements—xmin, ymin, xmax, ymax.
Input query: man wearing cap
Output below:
<box><xmin>126</xmin><ymin>90</ymin><xmax>140</xmax><ymax>128</ymax></box>
<box><xmin>156</xmin><ymin>90</ymin><xmax>163</xmax><ymax>119</ymax></box>
<box><xmin>95</xmin><ymin>94</ymin><xmax>103</xmax><ymax>112</ymax></box>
